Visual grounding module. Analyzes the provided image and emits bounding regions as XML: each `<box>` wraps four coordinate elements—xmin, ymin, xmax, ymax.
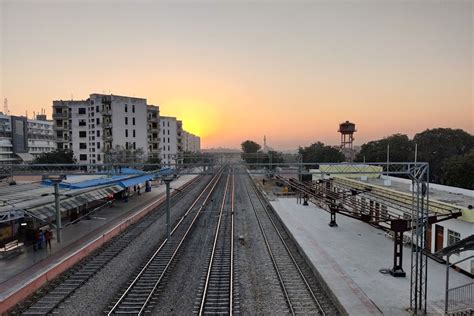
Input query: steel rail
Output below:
<box><xmin>230</xmin><ymin>167</ymin><xmax>235</xmax><ymax>316</ymax></box>
<box><xmin>246</xmin><ymin>174</ymin><xmax>327</xmax><ymax>316</ymax></box>
<box><xmin>243</xmin><ymin>178</ymin><xmax>295</xmax><ymax>316</ymax></box>
<box><xmin>198</xmin><ymin>169</ymin><xmax>231</xmax><ymax>316</ymax></box>
<box><xmin>107</xmin><ymin>168</ymin><xmax>225</xmax><ymax>315</ymax></box>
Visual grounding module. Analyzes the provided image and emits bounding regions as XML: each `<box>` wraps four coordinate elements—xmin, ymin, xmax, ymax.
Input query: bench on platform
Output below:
<box><xmin>0</xmin><ymin>240</ymin><xmax>24</xmax><ymax>257</ymax></box>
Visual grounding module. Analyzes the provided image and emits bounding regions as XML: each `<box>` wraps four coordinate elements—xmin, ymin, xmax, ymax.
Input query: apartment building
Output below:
<box><xmin>53</xmin><ymin>94</ymin><xmax>159</xmax><ymax>164</ymax></box>
<box><xmin>27</xmin><ymin>115</ymin><xmax>56</xmax><ymax>158</ymax></box>
<box><xmin>183</xmin><ymin>131</ymin><xmax>201</xmax><ymax>153</ymax></box>
<box><xmin>159</xmin><ymin>116</ymin><xmax>179</xmax><ymax>166</ymax></box>
<box><xmin>0</xmin><ymin>113</ymin><xmax>55</xmax><ymax>163</ymax></box>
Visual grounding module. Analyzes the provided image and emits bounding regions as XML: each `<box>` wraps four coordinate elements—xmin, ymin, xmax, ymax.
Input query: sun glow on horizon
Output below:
<box><xmin>159</xmin><ymin>98</ymin><xmax>221</xmax><ymax>140</ymax></box>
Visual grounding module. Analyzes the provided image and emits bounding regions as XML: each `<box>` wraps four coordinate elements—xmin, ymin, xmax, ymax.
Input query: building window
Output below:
<box><xmin>125</xmin><ymin>104</ymin><xmax>128</xmax><ymax>112</ymax></box>
<box><xmin>168</xmin><ymin>137</ymin><xmax>170</xmax><ymax>143</ymax></box>
<box><xmin>79</xmin><ymin>120</ymin><xmax>86</xmax><ymax>126</ymax></box>
<box><xmin>125</xmin><ymin>129</ymin><xmax>128</xmax><ymax>137</ymax></box>
<box><xmin>79</xmin><ymin>143</ymin><xmax>87</xmax><ymax>149</ymax></box>
<box><xmin>125</xmin><ymin>142</ymin><xmax>129</xmax><ymax>150</ymax></box>
<box><xmin>448</xmin><ymin>230</ymin><xmax>461</xmax><ymax>247</ymax></box>
<box><xmin>96</xmin><ymin>130</ymin><xmax>100</xmax><ymax>137</ymax></box>
<box><xmin>98</xmin><ymin>155</ymin><xmax>101</xmax><ymax>161</ymax></box>
<box><xmin>96</xmin><ymin>105</ymin><xmax>99</xmax><ymax>113</ymax></box>
<box><xmin>132</xmin><ymin>104</ymin><xmax>135</xmax><ymax>113</ymax></box>
<box><xmin>79</xmin><ymin>154</ymin><xmax>87</xmax><ymax>161</ymax></box>
<box><xmin>133</xmin><ymin>142</ymin><xmax>136</xmax><ymax>150</ymax></box>
<box><xmin>96</xmin><ymin>118</ymin><xmax>100</xmax><ymax>124</ymax></box>
<box><xmin>168</xmin><ymin>130</ymin><xmax>170</xmax><ymax>135</ymax></box>
<box><xmin>125</xmin><ymin>117</ymin><xmax>128</xmax><ymax>125</ymax></box>
<box><xmin>78</xmin><ymin>108</ymin><xmax>86</xmax><ymax>115</ymax></box>
<box><xmin>167</xmin><ymin>121</ymin><xmax>170</xmax><ymax>127</ymax></box>
<box><xmin>132</xmin><ymin>117</ymin><xmax>135</xmax><ymax>125</ymax></box>
<box><xmin>79</xmin><ymin>131</ymin><xmax>87</xmax><ymax>138</ymax></box>
<box><xmin>97</xmin><ymin>142</ymin><xmax>101</xmax><ymax>149</ymax></box>
<box><xmin>133</xmin><ymin>129</ymin><xmax>136</xmax><ymax>137</ymax></box>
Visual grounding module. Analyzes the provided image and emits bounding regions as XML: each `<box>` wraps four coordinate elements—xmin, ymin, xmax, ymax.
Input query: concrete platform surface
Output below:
<box><xmin>270</xmin><ymin>197</ymin><xmax>472</xmax><ymax>316</ymax></box>
<box><xmin>0</xmin><ymin>174</ymin><xmax>197</xmax><ymax>306</ymax></box>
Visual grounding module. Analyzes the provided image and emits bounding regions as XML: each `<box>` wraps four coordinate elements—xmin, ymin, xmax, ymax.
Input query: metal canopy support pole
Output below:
<box><xmin>445</xmin><ymin>254</ymin><xmax>450</xmax><ymax>314</ymax></box>
<box><xmin>164</xmin><ymin>178</ymin><xmax>172</xmax><ymax>241</ymax></box>
<box><xmin>54</xmin><ymin>182</ymin><xmax>62</xmax><ymax>243</ymax></box>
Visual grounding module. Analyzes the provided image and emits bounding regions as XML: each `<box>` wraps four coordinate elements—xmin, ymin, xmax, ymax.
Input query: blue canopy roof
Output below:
<box><xmin>118</xmin><ymin>174</ymin><xmax>154</xmax><ymax>188</ymax></box>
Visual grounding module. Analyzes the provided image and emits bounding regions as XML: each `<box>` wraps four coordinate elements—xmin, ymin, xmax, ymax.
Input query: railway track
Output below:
<box><xmin>195</xmin><ymin>168</ymin><xmax>239</xmax><ymax>315</ymax></box>
<box><xmin>105</xmin><ymin>168</ymin><xmax>225</xmax><ymax>315</ymax></box>
<box><xmin>243</xmin><ymin>173</ymin><xmax>338</xmax><ymax>315</ymax></box>
<box><xmin>17</xmin><ymin>174</ymin><xmax>206</xmax><ymax>316</ymax></box>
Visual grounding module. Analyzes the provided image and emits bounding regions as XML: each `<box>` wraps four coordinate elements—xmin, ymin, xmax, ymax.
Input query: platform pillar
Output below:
<box><xmin>329</xmin><ymin>205</ymin><xmax>338</xmax><ymax>227</ymax></box>
<box><xmin>390</xmin><ymin>219</ymin><xmax>408</xmax><ymax>277</ymax></box>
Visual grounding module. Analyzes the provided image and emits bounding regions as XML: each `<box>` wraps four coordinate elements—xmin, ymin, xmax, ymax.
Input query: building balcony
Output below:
<box><xmin>102</xmin><ymin>109</ymin><xmax>112</xmax><ymax>116</ymax></box>
<box><xmin>53</xmin><ymin>112</ymin><xmax>68</xmax><ymax>119</ymax></box>
<box><xmin>102</xmin><ymin>134</ymin><xmax>113</xmax><ymax>141</ymax></box>
<box><xmin>102</xmin><ymin>121</ymin><xmax>112</xmax><ymax>128</ymax></box>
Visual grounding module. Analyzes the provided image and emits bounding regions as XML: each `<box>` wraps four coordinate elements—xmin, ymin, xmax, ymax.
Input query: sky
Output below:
<box><xmin>0</xmin><ymin>0</ymin><xmax>472</xmax><ymax>150</ymax></box>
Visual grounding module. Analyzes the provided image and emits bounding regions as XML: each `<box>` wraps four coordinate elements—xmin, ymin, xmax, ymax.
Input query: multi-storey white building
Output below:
<box><xmin>0</xmin><ymin>113</ymin><xmax>56</xmax><ymax>163</ymax></box>
<box><xmin>183</xmin><ymin>131</ymin><xmax>201</xmax><ymax>153</ymax></box>
<box><xmin>159</xmin><ymin>116</ymin><xmax>179</xmax><ymax>166</ymax></box>
<box><xmin>53</xmin><ymin>94</ymin><xmax>160</xmax><ymax>164</ymax></box>
<box><xmin>27</xmin><ymin>115</ymin><xmax>56</xmax><ymax>158</ymax></box>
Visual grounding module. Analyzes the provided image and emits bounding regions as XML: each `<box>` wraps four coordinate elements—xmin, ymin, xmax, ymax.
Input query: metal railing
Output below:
<box><xmin>447</xmin><ymin>282</ymin><xmax>473</xmax><ymax>313</ymax></box>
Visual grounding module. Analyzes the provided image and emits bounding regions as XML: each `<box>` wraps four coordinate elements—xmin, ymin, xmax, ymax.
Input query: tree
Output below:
<box><xmin>260</xmin><ymin>150</ymin><xmax>285</xmax><ymax>170</ymax></box>
<box><xmin>241</xmin><ymin>140</ymin><xmax>261</xmax><ymax>154</ymax></box>
<box><xmin>104</xmin><ymin>145</ymin><xmax>145</xmax><ymax>164</ymax></box>
<box><xmin>414</xmin><ymin>128</ymin><xmax>474</xmax><ymax>183</ymax></box>
<box><xmin>441</xmin><ymin>150</ymin><xmax>474</xmax><ymax>189</ymax></box>
<box><xmin>299</xmin><ymin>142</ymin><xmax>345</xmax><ymax>168</ymax></box>
<box><xmin>241</xmin><ymin>140</ymin><xmax>262</xmax><ymax>167</ymax></box>
<box><xmin>355</xmin><ymin>134</ymin><xmax>414</xmax><ymax>162</ymax></box>
<box><xmin>34</xmin><ymin>149</ymin><xmax>76</xmax><ymax>164</ymax></box>
<box><xmin>143</xmin><ymin>157</ymin><xmax>162</xmax><ymax>172</ymax></box>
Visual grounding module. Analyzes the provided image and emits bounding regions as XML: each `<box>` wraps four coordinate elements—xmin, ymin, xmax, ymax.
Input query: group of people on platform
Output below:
<box><xmin>33</xmin><ymin>229</ymin><xmax>52</xmax><ymax>251</ymax></box>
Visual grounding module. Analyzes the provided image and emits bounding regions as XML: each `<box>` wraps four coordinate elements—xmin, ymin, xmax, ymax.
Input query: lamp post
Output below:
<box><xmin>163</xmin><ymin>177</ymin><xmax>173</xmax><ymax>241</ymax></box>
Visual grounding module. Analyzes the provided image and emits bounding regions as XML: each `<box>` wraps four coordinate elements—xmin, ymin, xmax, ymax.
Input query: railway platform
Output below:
<box><xmin>270</xmin><ymin>197</ymin><xmax>472</xmax><ymax>315</ymax></box>
<box><xmin>0</xmin><ymin>174</ymin><xmax>197</xmax><ymax>313</ymax></box>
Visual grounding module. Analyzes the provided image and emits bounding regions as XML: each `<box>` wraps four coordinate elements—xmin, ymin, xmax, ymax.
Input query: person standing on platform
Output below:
<box><xmin>39</xmin><ymin>230</ymin><xmax>45</xmax><ymax>249</ymax></box>
<box><xmin>33</xmin><ymin>230</ymin><xmax>40</xmax><ymax>251</ymax></box>
<box><xmin>45</xmin><ymin>230</ymin><xmax>52</xmax><ymax>250</ymax></box>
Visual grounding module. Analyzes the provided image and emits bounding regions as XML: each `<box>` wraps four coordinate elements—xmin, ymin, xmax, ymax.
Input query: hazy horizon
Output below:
<box><xmin>1</xmin><ymin>0</ymin><xmax>472</xmax><ymax>150</ymax></box>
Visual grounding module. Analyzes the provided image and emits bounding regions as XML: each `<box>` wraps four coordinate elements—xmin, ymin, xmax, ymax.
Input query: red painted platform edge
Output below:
<box><xmin>0</xmin><ymin>178</ymin><xmax>194</xmax><ymax>314</ymax></box>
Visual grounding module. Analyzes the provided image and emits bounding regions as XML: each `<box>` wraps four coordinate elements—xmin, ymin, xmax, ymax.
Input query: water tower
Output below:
<box><xmin>338</xmin><ymin>121</ymin><xmax>356</xmax><ymax>161</ymax></box>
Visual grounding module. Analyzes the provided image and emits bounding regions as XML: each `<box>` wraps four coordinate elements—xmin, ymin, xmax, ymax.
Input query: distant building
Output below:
<box><xmin>183</xmin><ymin>131</ymin><xmax>201</xmax><ymax>153</ymax></box>
<box><xmin>0</xmin><ymin>113</ymin><xmax>55</xmax><ymax>163</ymax></box>
<box><xmin>27</xmin><ymin>116</ymin><xmax>56</xmax><ymax>158</ymax></box>
<box><xmin>159</xmin><ymin>116</ymin><xmax>179</xmax><ymax>166</ymax></box>
<box><xmin>53</xmin><ymin>94</ymin><xmax>160</xmax><ymax>164</ymax></box>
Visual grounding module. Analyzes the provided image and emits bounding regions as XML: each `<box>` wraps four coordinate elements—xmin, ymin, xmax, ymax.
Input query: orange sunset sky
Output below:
<box><xmin>1</xmin><ymin>1</ymin><xmax>473</xmax><ymax>150</ymax></box>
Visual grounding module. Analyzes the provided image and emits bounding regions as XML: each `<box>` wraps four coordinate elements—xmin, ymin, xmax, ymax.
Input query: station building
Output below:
<box><xmin>310</xmin><ymin>165</ymin><xmax>473</xmax><ymax>274</ymax></box>
<box><xmin>0</xmin><ymin>168</ymin><xmax>161</xmax><ymax>245</ymax></box>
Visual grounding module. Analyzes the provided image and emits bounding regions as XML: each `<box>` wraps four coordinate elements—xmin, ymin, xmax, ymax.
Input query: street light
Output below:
<box><xmin>162</xmin><ymin>176</ymin><xmax>183</xmax><ymax>241</ymax></box>
<box><xmin>163</xmin><ymin>177</ymin><xmax>173</xmax><ymax>241</ymax></box>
